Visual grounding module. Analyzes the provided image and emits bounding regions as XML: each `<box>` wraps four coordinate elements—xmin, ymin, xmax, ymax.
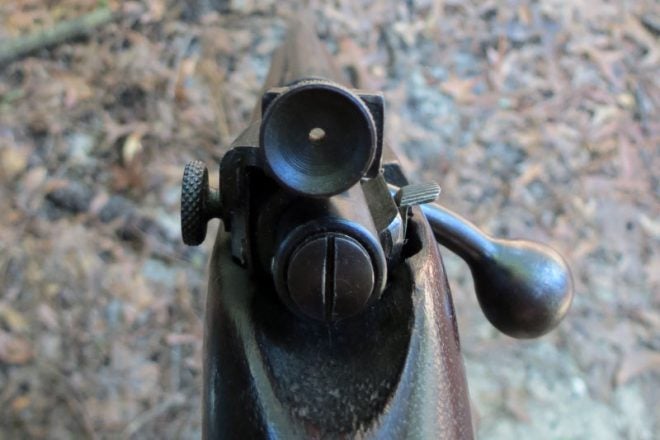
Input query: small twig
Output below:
<box><xmin>0</xmin><ymin>7</ymin><xmax>116</xmax><ymax>66</ymax></box>
<box><xmin>37</xmin><ymin>362</ymin><xmax>99</xmax><ymax>440</ymax></box>
<box><xmin>122</xmin><ymin>393</ymin><xmax>187</xmax><ymax>438</ymax></box>
<box><xmin>63</xmin><ymin>392</ymin><xmax>99</xmax><ymax>440</ymax></box>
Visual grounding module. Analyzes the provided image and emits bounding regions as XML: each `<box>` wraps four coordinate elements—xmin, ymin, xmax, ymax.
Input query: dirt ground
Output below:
<box><xmin>0</xmin><ymin>1</ymin><xmax>658</xmax><ymax>438</ymax></box>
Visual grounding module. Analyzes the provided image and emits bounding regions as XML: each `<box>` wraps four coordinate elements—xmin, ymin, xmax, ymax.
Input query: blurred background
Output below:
<box><xmin>0</xmin><ymin>0</ymin><xmax>658</xmax><ymax>438</ymax></box>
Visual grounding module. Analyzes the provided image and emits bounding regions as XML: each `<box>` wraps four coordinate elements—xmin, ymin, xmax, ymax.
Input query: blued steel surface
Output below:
<box><xmin>260</xmin><ymin>81</ymin><xmax>377</xmax><ymax>197</ymax></box>
<box><xmin>421</xmin><ymin>203</ymin><xmax>573</xmax><ymax>338</ymax></box>
<box><xmin>285</xmin><ymin>233</ymin><xmax>375</xmax><ymax>322</ymax></box>
<box><xmin>269</xmin><ymin>182</ymin><xmax>388</xmax><ymax>322</ymax></box>
<box><xmin>201</xmin><ymin>18</ymin><xmax>474</xmax><ymax>439</ymax></box>
<box><xmin>204</xmin><ymin>210</ymin><xmax>472</xmax><ymax>438</ymax></box>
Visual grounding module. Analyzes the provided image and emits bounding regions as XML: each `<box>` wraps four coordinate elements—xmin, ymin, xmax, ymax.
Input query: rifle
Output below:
<box><xmin>180</xmin><ymin>19</ymin><xmax>573</xmax><ymax>439</ymax></box>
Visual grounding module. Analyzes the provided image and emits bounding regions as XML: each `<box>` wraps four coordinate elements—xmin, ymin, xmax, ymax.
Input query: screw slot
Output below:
<box><xmin>285</xmin><ymin>232</ymin><xmax>375</xmax><ymax>322</ymax></box>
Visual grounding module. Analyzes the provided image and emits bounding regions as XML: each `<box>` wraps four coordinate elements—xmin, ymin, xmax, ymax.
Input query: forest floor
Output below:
<box><xmin>0</xmin><ymin>0</ymin><xmax>658</xmax><ymax>438</ymax></box>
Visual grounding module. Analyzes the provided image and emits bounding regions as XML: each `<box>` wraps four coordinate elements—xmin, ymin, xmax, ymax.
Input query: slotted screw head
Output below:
<box><xmin>285</xmin><ymin>233</ymin><xmax>375</xmax><ymax>322</ymax></box>
<box><xmin>181</xmin><ymin>160</ymin><xmax>211</xmax><ymax>246</ymax></box>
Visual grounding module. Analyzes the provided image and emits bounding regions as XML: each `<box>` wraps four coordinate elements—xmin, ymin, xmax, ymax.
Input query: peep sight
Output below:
<box><xmin>181</xmin><ymin>79</ymin><xmax>401</xmax><ymax>322</ymax></box>
<box><xmin>260</xmin><ymin>80</ymin><xmax>378</xmax><ymax>197</ymax></box>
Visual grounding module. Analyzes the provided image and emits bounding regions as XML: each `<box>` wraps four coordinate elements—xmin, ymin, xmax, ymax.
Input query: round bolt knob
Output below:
<box><xmin>180</xmin><ymin>160</ymin><xmax>221</xmax><ymax>246</ymax></box>
<box><xmin>421</xmin><ymin>203</ymin><xmax>574</xmax><ymax>338</ymax></box>
<box><xmin>286</xmin><ymin>233</ymin><xmax>375</xmax><ymax>322</ymax></box>
<box><xmin>471</xmin><ymin>239</ymin><xmax>573</xmax><ymax>338</ymax></box>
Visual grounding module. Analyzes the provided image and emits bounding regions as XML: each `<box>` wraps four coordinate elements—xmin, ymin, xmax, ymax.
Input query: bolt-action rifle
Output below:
<box><xmin>180</xmin><ymin>19</ymin><xmax>573</xmax><ymax>439</ymax></box>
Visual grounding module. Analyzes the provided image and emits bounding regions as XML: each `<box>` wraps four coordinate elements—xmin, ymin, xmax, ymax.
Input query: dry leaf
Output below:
<box><xmin>440</xmin><ymin>77</ymin><xmax>477</xmax><ymax>104</ymax></box>
<box><xmin>639</xmin><ymin>214</ymin><xmax>660</xmax><ymax>239</ymax></box>
<box><xmin>616</xmin><ymin>350</ymin><xmax>660</xmax><ymax>385</ymax></box>
<box><xmin>122</xmin><ymin>132</ymin><xmax>144</xmax><ymax>165</ymax></box>
<box><xmin>174</xmin><ymin>56</ymin><xmax>199</xmax><ymax>104</ymax></box>
<box><xmin>36</xmin><ymin>303</ymin><xmax>59</xmax><ymax>330</ymax></box>
<box><xmin>0</xmin><ymin>331</ymin><xmax>33</xmax><ymax>365</ymax></box>
<box><xmin>165</xmin><ymin>333</ymin><xmax>198</xmax><ymax>345</ymax></box>
<box><xmin>0</xmin><ymin>302</ymin><xmax>28</xmax><ymax>332</ymax></box>
<box><xmin>11</xmin><ymin>395</ymin><xmax>31</xmax><ymax>413</ymax></box>
<box><xmin>0</xmin><ymin>147</ymin><xmax>28</xmax><ymax>181</ymax></box>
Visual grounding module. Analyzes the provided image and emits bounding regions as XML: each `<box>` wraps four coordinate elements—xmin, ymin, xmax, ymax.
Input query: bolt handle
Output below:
<box><xmin>422</xmin><ymin>203</ymin><xmax>573</xmax><ymax>339</ymax></box>
<box><xmin>181</xmin><ymin>160</ymin><xmax>221</xmax><ymax>246</ymax></box>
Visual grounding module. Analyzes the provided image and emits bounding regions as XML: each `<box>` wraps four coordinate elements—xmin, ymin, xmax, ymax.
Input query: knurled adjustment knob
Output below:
<box><xmin>180</xmin><ymin>160</ymin><xmax>221</xmax><ymax>246</ymax></box>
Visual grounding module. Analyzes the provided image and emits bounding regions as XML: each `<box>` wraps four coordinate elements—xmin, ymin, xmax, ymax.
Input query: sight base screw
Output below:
<box><xmin>286</xmin><ymin>233</ymin><xmax>375</xmax><ymax>322</ymax></box>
